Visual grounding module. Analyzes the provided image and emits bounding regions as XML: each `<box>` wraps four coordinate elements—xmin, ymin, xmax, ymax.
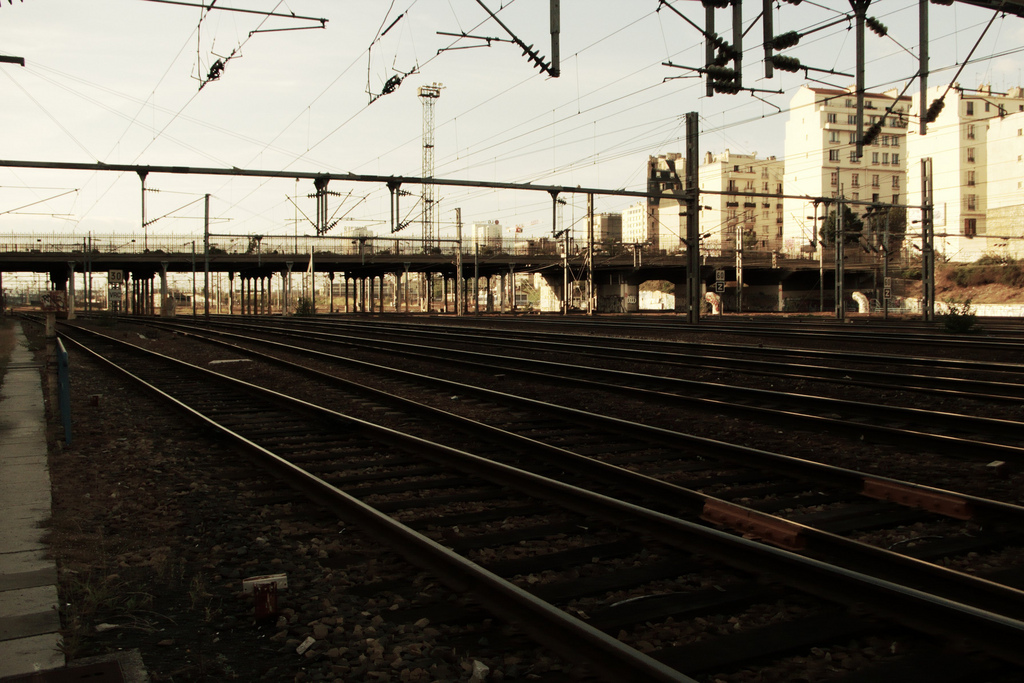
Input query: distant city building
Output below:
<box><xmin>590</xmin><ymin>212</ymin><xmax>623</xmax><ymax>245</ymax></box>
<box><xmin>907</xmin><ymin>84</ymin><xmax>1024</xmax><ymax>261</ymax></box>
<box><xmin>622</xmin><ymin>201</ymin><xmax>650</xmax><ymax>246</ymax></box>
<box><xmin>469</xmin><ymin>221</ymin><xmax>502</xmax><ymax>250</ymax></box>
<box><xmin>783</xmin><ymin>84</ymin><xmax>910</xmax><ymax>253</ymax></box>
<box><xmin>645</xmin><ymin>153</ymin><xmax>685</xmax><ymax>248</ymax></box>
<box><xmin>985</xmin><ymin>110</ymin><xmax>1024</xmax><ymax>253</ymax></box>
<box><xmin>698</xmin><ymin>150</ymin><xmax>784</xmax><ymax>254</ymax></box>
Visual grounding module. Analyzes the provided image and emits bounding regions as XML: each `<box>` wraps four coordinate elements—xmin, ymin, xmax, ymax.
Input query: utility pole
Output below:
<box><xmin>455</xmin><ymin>208</ymin><xmax>464</xmax><ymax>316</ymax></box>
<box><xmin>203</xmin><ymin>193</ymin><xmax>210</xmax><ymax>318</ymax></box>
<box><xmin>835</xmin><ymin>192</ymin><xmax>845</xmax><ymax>320</ymax></box>
<box><xmin>921</xmin><ymin>157</ymin><xmax>935</xmax><ymax>321</ymax></box>
<box><xmin>139</xmin><ymin>170</ymin><xmax>149</xmax><ymax>251</ymax></box>
<box><xmin>587</xmin><ymin>193</ymin><xmax>594</xmax><ymax>316</ymax></box>
<box><xmin>684</xmin><ymin>112</ymin><xmax>700</xmax><ymax>324</ymax></box>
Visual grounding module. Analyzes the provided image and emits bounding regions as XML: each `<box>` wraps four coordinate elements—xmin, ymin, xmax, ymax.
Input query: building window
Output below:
<box><xmin>849</xmin><ymin>132</ymin><xmax>857</xmax><ymax>144</ymax></box>
<box><xmin>829</xmin><ymin>149</ymin><xmax>841</xmax><ymax>161</ymax></box>
<box><xmin>852</xmin><ymin>174</ymin><xmax>860</xmax><ymax>187</ymax></box>
<box><xmin>967</xmin><ymin>124</ymin><xmax>975</xmax><ymax>139</ymax></box>
<box><xmin>985</xmin><ymin>101</ymin><xmax>990</xmax><ymax>112</ymax></box>
<box><xmin>892</xmin><ymin>176</ymin><xmax>899</xmax><ymax>189</ymax></box>
<box><xmin>872</xmin><ymin>152</ymin><xmax>879</xmax><ymax>164</ymax></box>
<box><xmin>966</xmin><ymin>101</ymin><xmax>974</xmax><ymax>116</ymax></box>
<box><xmin>881</xmin><ymin>135</ymin><xmax>889</xmax><ymax>146</ymax></box>
<box><xmin>847</xmin><ymin>114</ymin><xmax>857</xmax><ymax>125</ymax></box>
<box><xmin>852</xmin><ymin>192</ymin><xmax>859</xmax><ymax>201</ymax></box>
<box><xmin>727</xmin><ymin>180</ymin><xmax>738</xmax><ymax>192</ymax></box>
<box><xmin>776</xmin><ymin>183</ymin><xmax>782</xmax><ymax>194</ymax></box>
<box><xmin>892</xmin><ymin>153</ymin><xmax>900</xmax><ymax>165</ymax></box>
<box><xmin>762</xmin><ymin>182</ymin><xmax>769</xmax><ymax>192</ymax></box>
<box><xmin>849</xmin><ymin>151</ymin><xmax>860</xmax><ymax>163</ymax></box>
<box><xmin>966</xmin><ymin>194</ymin><xmax>977</xmax><ymax>211</ymax></box>
<box><xmin>967</xmin><ymin>170</ymin><xmax>975</xmax><ymax>186</ymax></box>
<box><xmin>829</xmin><ymin>131</ymin><xmax>841</xmax><ymax>143</ymax></box>
<box><xmin>872</xmin><ymin>193</ymin><xmax>879</xmax><ymax>203</ymax></box>
<box><xmin>965</xmin><ymin>218</ymin><xmax>977</xmax><ymax>237</ymax></box>
<box><xmin>892</xmin><ymin>194</ymin><xmax>899</xmax><ymax>205</ymax></box>
<box><xmin>882</xmin><ymin>152</ymin><xmax>890</xmax><ymax>164</ymax></box>
<box><xmin>827</xmin><ymin>113</ymin><xmax>837</xmax><ymax>123</ymax></box>
<box><xmin>871</xmin><ymin>175</ymin><xmax>880</xmax><ymax>187</ymax></box>
<box><xmin>830</xmin><ymin>172</ymin><xmax>838</xmax><ymax>186</ymax></box>
<box><xmin>967</xmin><ymin>148</ymin><xmax>976</xmax><ymax>163</ymax></box>
<box><xmin>846</xmin><ymin>98</ymin><xmax>855</xmax><ymax>107</ymax></box>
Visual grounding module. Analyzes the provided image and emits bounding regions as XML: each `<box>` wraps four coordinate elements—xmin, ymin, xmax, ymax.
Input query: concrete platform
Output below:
<box><xmin>0</xmin><ymin>321</ymin><xmax>64</xmax><ymax>679</ymax></box>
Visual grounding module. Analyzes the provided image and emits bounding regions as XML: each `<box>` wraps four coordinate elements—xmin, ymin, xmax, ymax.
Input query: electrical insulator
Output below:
<box><xmin>862</xmin><ymin>121</ymin><xmax>883</xmax><ymax>145</ymax></box>
<box><xmin>712</xmin><ymin>80</ymin><xmax>742</xmax><ymax>94</ymax></box>
<box><xmin>930</xmin><ymin>0</ymin><xmax>954</xmax><ymax>5</ymax></box>
<box><xmin>705</xmin><ymin>65</ymin><xmax>737</xmax><ymax>80</ymax></box>
<box><xmin>865</xmin><ymin>17</ymin><xmax>888</xmax><ymax>37</ymax></box>
<box><xmin>771</xmin><ymin>31</ymin><xmax>801</xmax><ymax>50</ymax></box>
<box><xmin>924</xmin><ymin>98</ymin><xmax>945</xmax><ymax>123</ymax></box>
<box><xmin>770</xmin><ymin>55</ymin><xmax>802</xmax><ymax>73</ymax></box>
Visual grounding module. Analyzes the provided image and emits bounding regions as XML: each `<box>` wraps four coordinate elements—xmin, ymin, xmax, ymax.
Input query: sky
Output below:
<box><xmin>1</xmin><ymin>0</ymin><xmax>1023</xmax><ymax>247</ymax></box>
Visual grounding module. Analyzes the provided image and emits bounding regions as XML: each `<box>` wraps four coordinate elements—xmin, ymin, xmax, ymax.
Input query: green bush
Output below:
<box><xmin>295</xmin><ymin>297</ymin><xmax>316</xmax><ymax>316</ymax></box>
<box><xmin>940</xmin><ymin>298</ymin><xmax>978</xmax><ymax>334</ymax></box>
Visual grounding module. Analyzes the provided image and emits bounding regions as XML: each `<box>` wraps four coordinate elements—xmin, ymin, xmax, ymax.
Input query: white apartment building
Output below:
<box><xmin>622</xmin><ymin>201</ymin><xmax>650</xmax><ymax>245</ymax></box>
<box><xmin>907</xmin><ymin>84</ymin><xmax>1024</xmax><ymax>261</ymax></box>
<box><xmin>986</xmin><ymin>111</ymin><xmax>1024</xmax><ymax>251</ymax></box>
<box><xmin>698</xmin><ymin>150</ymin><xmax>784</xmax><ymax>255</ymax></box>
<box><xmin>783</xmin><ymin>85</ymin><xmax>910</xmax><ymax>254</ymax></box>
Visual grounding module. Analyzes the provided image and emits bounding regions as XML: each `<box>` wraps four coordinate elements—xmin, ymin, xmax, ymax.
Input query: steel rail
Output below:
<box><xmin>136</xmin><ymin>318</ymin><xmax>1024</xmax><ymax>621</ymax></box>
<box><xmin>53</xmin><ymin>325</ymin><xmax>1024</xmax><ymax>666</ymax></box>
<box><xmin>269</xmin><ymin>317</ymin><xmax>1024</xmax><ymax>401</ymax></box>
<box><xmin>175</xmin><ymin>317</ymin><xmax>1024</xmax><ymax>462</ymax></box>
<box><xmin>306</xmin><ymin>316</ymin><xmax>1024</xmax><ymax>375</ymax></box>
<box><xmin>57</xmin><ymin>326</ymin><xmax>695</xmax><ymax>683</ymax></box>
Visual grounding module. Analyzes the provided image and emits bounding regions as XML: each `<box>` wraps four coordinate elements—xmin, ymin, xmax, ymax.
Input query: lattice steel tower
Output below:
<box><xmin>418</xmin><ymin>83</ymin><xmax>443</xmax><ymax>250</ymax></box>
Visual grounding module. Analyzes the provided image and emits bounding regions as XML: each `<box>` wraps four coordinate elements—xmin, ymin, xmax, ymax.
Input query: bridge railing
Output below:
<box><xmin>0</xmin><ymin>233</ymin><xmax>566</xmax><ymax>258</ymax></box>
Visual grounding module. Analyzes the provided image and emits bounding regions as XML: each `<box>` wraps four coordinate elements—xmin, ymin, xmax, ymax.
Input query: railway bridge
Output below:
<box><xmin>0</xmin><ymin>233</ymin><xmax>887</xmax><ymax>316</ymax></box>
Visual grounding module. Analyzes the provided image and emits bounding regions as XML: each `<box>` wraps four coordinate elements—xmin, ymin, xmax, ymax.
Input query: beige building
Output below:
<box><xmin>783</xmin><ymin>85</ymin><xmax>911</xmax><ymax>254</ymax></box>
<box><xmin>986</xmin><ymin>110</ymin><xmax>1024</xmax><ymax>252</ymax></box>
<box><xmin>590</xmin><ymin>212</ymin><xmax>623</xmax><ymax>246</ymax></box>
<box><xmin>907</xmin><ymin>84</ymin><xmax>1024</xmax><ymax>261</ymax></box>
<box><xmin>698</xmin><ymin>150</ymin><xmax>784</xmax><ymax>255</ymax></box>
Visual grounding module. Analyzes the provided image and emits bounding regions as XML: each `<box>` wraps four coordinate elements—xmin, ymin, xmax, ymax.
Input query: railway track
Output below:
<box><xmin>108</xmin><ymin>319</ymin><xmax>1024</xmax><ymax>603</ymax></box>
<box><xmin>56</xmin><ymin>321</ymin><xmax>1024</xmax><ymax>681</ymax></box>
<box><xmin>151</xmin><ymin>315</ymin><xmax>1024</xmax><ymax>463</ymax></box>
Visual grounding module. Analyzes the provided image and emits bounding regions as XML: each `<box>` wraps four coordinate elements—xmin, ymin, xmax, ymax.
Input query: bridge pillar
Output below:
<box><xmin>66</xmin><ymin>263</ymin><xmax>76</xmax><ymax>320</ymax></box>
<box><xmin>595</xmin><ymin>281</ymin><xmax>639</xmax><ymax>314</ymax></box>
<box><xmin>283</xmin><ymin>264</ymin><xmax>293</xmax><ymax>315</ymax></box>
<box><xmin>160</xmin><ymin>262</ymin><xmax>172</xmax><ymax>317</ymax></box>
<box><xmin>538</xmin><ymin>273</ymin><xmax>564</xmax><ymax>313</ymax></box>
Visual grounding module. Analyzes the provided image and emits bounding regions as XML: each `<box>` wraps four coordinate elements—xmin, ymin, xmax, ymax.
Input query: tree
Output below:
<box><xmin>819</xmin><ymin>205</ymin><xmax>864</xmax><ymax>246</ymax></box>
